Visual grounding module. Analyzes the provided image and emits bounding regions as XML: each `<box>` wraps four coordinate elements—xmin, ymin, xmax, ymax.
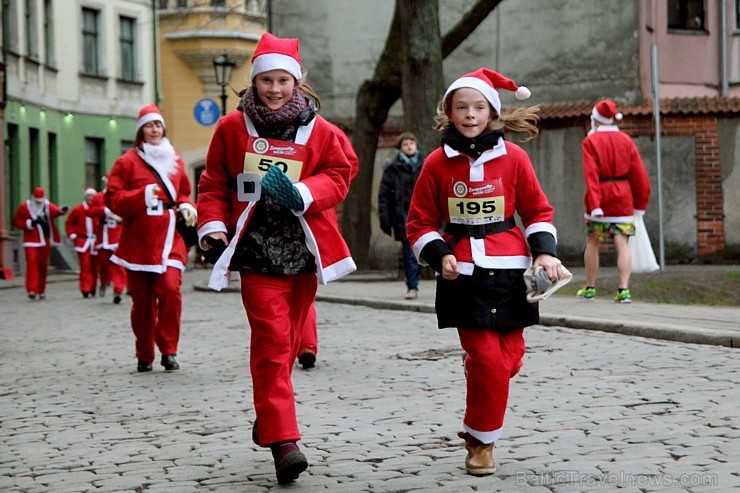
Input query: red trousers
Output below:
<box><xmin>97</xmin><ymin>249</ymin><xmax>127</xmax><ymax>294</ymax></box>
<box><xmin>24</xmin><ymin>245</ymin><xmax>51</xmax><ymax>295</ymax></box>
<box><xmin>298</xmin><ymin>304</ymin><xmax>318</xmax><ymax>355</ymax></box>
<box><xmin>240</xmin><ymin>271</ymin><xmax>317</xmax><ymax>447</ymax></box>
<box><xmin>126</xmin><ymin>267</ymin><xmax>182</xmax><ymax>363</ymax></box>
<box><xmin>77</xmin><ymin>249</ymin><xmax>98</xmax><ymax>294</ymax></box>
<box><xmin>458</xmin><ymin>327</ymin><xmax>525</xmax><ymax>443</ymax></box>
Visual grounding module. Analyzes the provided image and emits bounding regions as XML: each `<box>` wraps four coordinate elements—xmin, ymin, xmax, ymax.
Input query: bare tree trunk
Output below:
<box><xmin>345</xmin><ymin>0</ymin><xmax>503</xmax><ymax>268</ymax></box>
<box><xmin>399</xmin><ymin>0</ymin><xmax>444</xmax><ymax>155</ymax></box>
<box><xmin>343</xmin><ymin>8</ymin><xmax>403</xmax><ymax>269</ymax></box>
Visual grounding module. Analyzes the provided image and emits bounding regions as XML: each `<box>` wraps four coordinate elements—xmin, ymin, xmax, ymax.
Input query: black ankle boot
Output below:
<box><xmin>137</xmin><ymin>360</ymin><xmax>152</xmax><ymax>372</ymax></box>
<box><xmin>271</xmin><ymin>442</ymin><xmax>308</xmax><ymax>485</ymax></box>
<box><xmin>161</xmin><ymin>354</ymin><xmax>179</xmax><ymax>371</ymax></box>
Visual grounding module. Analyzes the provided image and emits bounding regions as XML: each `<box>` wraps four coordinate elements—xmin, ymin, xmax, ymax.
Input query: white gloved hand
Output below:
<box><xmin>180</xmin><ymin>208</ymin><xmax>197</xmax><ymax>227</ymax></box>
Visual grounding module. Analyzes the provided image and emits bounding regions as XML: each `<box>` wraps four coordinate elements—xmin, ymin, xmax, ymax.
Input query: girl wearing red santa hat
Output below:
<box><xmin>105</xmin><ymin>104</ymin><xmax>197</xmax><ymax>373</ymax></box>
<box><xmin>65</xmin><ymin>187</ymin><xmax>100</xmax><ymax>298</ymax></box>
<box><xmin>12</xmin><ymin>187</ymin><xmax>68</xmax><ymax>299</ymax></box>
<box><xmin>197</xmin><ymin>32</ymin><xmax>354</xmax><ymax>484</ymax></box>
<box><xmin>406</xmin><ymin>68</ymin><xmax>564</xmax><ymax>476</ymax></box>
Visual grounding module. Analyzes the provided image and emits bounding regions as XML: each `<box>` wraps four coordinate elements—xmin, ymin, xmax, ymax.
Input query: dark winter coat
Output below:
<box><xmin>378</xmin><ymin>152</ymin><xmax>425</xmax><ymax>241</ymax></box>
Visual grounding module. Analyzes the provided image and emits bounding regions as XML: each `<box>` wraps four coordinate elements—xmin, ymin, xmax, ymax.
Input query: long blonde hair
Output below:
<box><xmin>433</xmin><ymin>91</ymin><xmax>540</xmax><ymax>141</ymax></box>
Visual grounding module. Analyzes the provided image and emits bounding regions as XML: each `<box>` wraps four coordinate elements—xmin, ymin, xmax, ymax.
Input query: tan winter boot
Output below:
<box><xmin>458</xmin><ymin>431</ymin><xmax>496</xmax><ymax>475</ymax></box>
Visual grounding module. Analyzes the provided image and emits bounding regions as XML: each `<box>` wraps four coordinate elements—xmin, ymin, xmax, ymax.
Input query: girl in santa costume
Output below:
<box><xmin>65</xmin><ymin>187</ymin><xmax>100</xmax><ymax>298</ymax></box>
<box><xmin>12</xmin><ymin>187</ymin><xmax>68</xmax><ymax>299</ymax></box>
<box><xmin>88</xmin><ymin>181</ymin><xmax>127</xmax><ymax>304</ymax></box>
<box><xmin>197</xmin><ymin>32</ymin><xmax>354</xmax><ymax>484</ymax></box>
<box><xmin>406</xmin><ymin>68</ymin><xmax>564</xmax><ymax>476</ymax></box>
<box><xmin>105</xmin><ymin>105</ymin><xmax>197</xmax><ymax>373</ymax></box>
<box><xmin>576</xmin><ymin>99</ymin><xmax>651</xmax><ymax>303</ymax></box>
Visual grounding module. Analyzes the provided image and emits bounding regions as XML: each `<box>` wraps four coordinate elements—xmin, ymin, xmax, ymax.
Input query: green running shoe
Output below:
<box><xmin>614</xmin><ymin>289</ymin><xmax>632</xmax><ymax>304</ymax></box>
<box><xmin>576</xmin><ymin>285</ymin><xmax>596</xmax><ymax>300</ymax></box>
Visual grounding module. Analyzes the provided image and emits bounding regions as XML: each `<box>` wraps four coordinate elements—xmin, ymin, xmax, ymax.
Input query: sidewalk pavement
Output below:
<box><xmin>4</xmin><ymin>264</ymin><xmax>739</xmax><ymax>348</ymax></box>
<box><xmin>313</xmin><ymin>265</ymin><xmax>740</xmax><ymax>349</ymax></box>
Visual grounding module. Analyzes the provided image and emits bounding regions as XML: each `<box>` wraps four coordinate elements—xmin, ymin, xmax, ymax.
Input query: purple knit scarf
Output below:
<box><xmin>241</xmin><ymin>87</ymin><xmax>306</xmax><ymax>128</ymax></box>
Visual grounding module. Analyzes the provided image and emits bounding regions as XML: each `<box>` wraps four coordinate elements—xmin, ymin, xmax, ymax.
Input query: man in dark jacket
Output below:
<box><xmin>378</xmin><ymin>132</ymin><xmax>425</xmax><ymax>299</ymax></box>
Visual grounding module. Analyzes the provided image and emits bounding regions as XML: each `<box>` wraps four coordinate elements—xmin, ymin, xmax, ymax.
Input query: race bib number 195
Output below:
<box><xmin>447</xmin><ymin>178</ymin><xmax>505</xmax><ymax>225</ymax></box>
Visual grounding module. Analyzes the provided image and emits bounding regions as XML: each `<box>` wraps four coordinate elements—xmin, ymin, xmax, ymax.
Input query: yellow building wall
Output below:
<box><xmin>157</xmin><ymin>6</ymin><xmax>265</xmax><ymax>193</ymax></box>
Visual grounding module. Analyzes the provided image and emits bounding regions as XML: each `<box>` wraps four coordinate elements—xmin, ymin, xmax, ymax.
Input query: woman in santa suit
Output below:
<box><xmin>65</xmin><ymin>187</ymin><xmax>100</xmax><ymax>298</ymax></box>
<box><xmin>87</xmin><ymin>180</ymin><xmax>127</xmax><ymax>304</ymax></box>
<box><xmin>105</xmin><ymin>105</ymin><xmax>197</xmax><ymax>373</ymax></box>
<box><xmin>12</xmin><ymin>187</ymin><xmax>68</xmax><ymax>299</ymax></box>
<box><xmin>197</xmin><ymin>33</ymin><xmax>354</xmax><ymax>485</ymax></box>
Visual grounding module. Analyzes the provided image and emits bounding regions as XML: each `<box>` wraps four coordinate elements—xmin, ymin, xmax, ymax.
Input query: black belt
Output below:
<box><xmin>445</xmin><ymin>216</ymin><xmax>516</xmax><ymax>249</ymax></box>
<box><xmin>599</xmin><ymin>176</ymin><xmax>628</xmax><ymax>182</ymax></box>
<box><xmin>162</xmin><ymin>203</ymin><xmax>176</xmax><ymax>210</ymax></box>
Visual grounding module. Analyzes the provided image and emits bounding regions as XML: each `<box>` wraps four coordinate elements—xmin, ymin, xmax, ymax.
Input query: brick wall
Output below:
<box><xmin>619</xmin><ymin>115</ymin><xmax>724</xmax><ymax>256</ymax></box>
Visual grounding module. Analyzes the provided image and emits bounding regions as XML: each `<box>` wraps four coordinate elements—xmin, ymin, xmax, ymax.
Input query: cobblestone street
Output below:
<box><xmin>1</xmin><ymin>271</ymin><xmax>738</xmax><ymax>492</ymax></box>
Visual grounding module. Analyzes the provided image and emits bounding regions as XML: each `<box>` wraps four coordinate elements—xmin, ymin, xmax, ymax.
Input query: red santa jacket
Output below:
<box><xmin>197</xmin><ymin>109</ymin><xmax>355</xmax><ymax>290</ymax></box>
<box><xmin>407</xmin><ymin>139</ymin><xmax>556</xmax><ymax>275</ymax></box>
<box><xmin>65</xmin><ymin>202</ymin><xmax>97</xmax><ymax>253</ymax></box>
<box><xmin>581</xmin><ymin>126</ymin><xmax>651</xmax><ymax>222</ymax></box>
<box><xmin>105</xmin><ymin>145</ymin><xmax>194</xmax><ymax>273</ymax></box>
<box><xmin>87</xmin><ymin>191</ymin><xmax>122</xmax><ymax>250</ymax></box>
<box><xmin>13</xmin><ymin>199</ymin><xmax>63</xmax><ymax>247</ymax></box>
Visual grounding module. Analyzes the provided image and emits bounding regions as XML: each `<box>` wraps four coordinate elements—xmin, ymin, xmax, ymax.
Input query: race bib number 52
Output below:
<box><xmin>244</xmin><ymin>136</ymin><xmax>306</xmax><ymax>182</ymax></box>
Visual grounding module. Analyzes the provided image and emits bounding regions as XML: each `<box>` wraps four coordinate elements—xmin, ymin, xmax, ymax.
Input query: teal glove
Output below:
<box><xmin>260</xmin><ymin>165</ymin><xmax>304</xmax><ymax>210</ymax></box>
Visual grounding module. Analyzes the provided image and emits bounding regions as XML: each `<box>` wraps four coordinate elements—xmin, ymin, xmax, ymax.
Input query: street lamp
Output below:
<box><xmin>213</xmin><ymin>51</ymin><xmax>236</xmax><ymax>116</ymax></box>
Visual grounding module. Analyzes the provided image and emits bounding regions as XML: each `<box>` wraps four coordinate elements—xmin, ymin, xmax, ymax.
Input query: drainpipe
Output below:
<box><xmin>267</xmin><ymin>0</ymin><xmax>273</xmax><ymax>32</ymax></box>
<box><xmin>152</xmin><ymin>0</ymin><xmax>160</xmax><ymax>105</ymax></box>
<box><xmin>720</xmin><ymin>0</ymin><xmax>728</xmax><ymax>96</ymax></box>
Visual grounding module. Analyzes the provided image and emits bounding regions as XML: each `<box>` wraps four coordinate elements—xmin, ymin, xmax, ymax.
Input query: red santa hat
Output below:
<box><xmin>136</xmin><ymin>104</ymin><xmax>166</xmax><ymax>132</ymax></box>
<box><xmin>84</xmin><ymin>187</ymin><xmax>97</xmax><ymax>197</ymax></box>
<box><xmin>33</xmin><ymin>187</ymin><xmax>45</xmax><ymax>199</ymax></box>
<box><xmin>443</xmin><ymin>68</ymin><xmax>531</xmax><ymax>116</ymax></box>
<box><xmin>592</xmin><ymin>99</ymin><xmax>623</xmax><ymax>125</ymax></box>
<box><xmin>250</xmin><ymin>32</ymin><xmax>302</xmax><ymax>82</ymax></box>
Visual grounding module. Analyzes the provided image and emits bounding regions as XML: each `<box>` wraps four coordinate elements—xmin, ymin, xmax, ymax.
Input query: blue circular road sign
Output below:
<box><xmin>193</xmin><ymin>98</ymin><xmax>220</xmax><ymax>126</ymax></box>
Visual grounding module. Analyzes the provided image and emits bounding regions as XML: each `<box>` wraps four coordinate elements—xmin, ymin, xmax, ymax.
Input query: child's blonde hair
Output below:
<box><xmin>433</xmin><ymin>93</ymin><xmax>540</xmax><ymax>141</ymax></box>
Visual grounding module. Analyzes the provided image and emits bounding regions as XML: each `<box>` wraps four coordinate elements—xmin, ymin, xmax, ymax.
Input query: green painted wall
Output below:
<box><xmin>4</xmin><ymin>100</ymin><xmax>136</xmax><ymax>216</ymax></box>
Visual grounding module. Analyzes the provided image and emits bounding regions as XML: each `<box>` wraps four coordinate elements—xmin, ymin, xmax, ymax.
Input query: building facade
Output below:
<box><xmin>156</xmin><ymin>0</ymin><xmax>266</xmax><ymax>195</ymax></box>
<box><xmin>271</xmin><ymin>0</ymin><xmax>740</xmax><ymax>266</ymax></box>
<box><xmin>2</xmin><ymin>0</ymin><xmax>157</xmax><ymax>272</ymax></box>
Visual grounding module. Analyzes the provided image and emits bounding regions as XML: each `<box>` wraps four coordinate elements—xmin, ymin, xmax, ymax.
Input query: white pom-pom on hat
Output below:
<box><xmin>515</xmin><ymin>86</ymin><xmax>531</xmax><ymax>100</ymax></box>
<box><xmin>592</xmin><ymin>99</ymin><xmax>622</xmax><ymax>125</ymax></box>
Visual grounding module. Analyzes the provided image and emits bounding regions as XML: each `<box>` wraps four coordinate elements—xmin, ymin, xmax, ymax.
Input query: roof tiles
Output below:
<box><xmin>536</xmin><ymin>97</ymin><xmax>740</xmax><ymax>120</ymax></box>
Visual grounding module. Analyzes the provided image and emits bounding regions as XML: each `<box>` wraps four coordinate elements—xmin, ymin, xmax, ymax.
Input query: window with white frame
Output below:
<box><xmin>43</xmin><ymin>0</ymin><xmax>55</xmax><ymax>66</ymax></box>
<box><xmin>119</xmin><ymin>15</ymin><xmax>137</xmax><ymax>81</ymax></box>
<box><xmin>25</xmin><ymin>0</ymin><xmax>39</xmax><ymax>59</ymax></box>
<box><xmin>82</xmin><ymin>7</ymin><xmax>101</xmax><ymax>76</ymax></box>
<box><xmin>2</xmin><ymin>0</ymin><xmax>19</xmax><ymax>53</ymax></box>
<box><xmin>667</xmin><ymin>0</ymin><xmax>706</xmax><ymax>31</ymax></box>
<box><xmin>211</xmin><ymin>0</ymin><xmax>226</xmax><ymax>7</ymax></box>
